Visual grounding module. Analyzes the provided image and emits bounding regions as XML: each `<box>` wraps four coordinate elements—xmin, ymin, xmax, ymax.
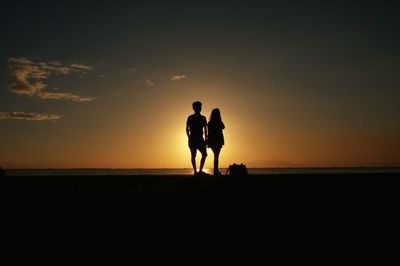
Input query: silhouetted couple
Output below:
<box><xmin>186</xmin><ymin>101</ymin><xmax>225</xmax><ymax>176</ymax></box>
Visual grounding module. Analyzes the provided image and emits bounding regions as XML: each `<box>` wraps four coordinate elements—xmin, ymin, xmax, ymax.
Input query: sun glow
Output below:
<box><xmin>202</xmin><ymin>168</ymin><xmax>212</xmax><ymax>175</ymax></box>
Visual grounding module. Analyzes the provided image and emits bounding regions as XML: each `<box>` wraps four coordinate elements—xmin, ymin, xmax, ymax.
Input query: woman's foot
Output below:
<box><xmin>214</xmin><ymin>171</ymin><xmax>222</xmax><ymax>176</ymax></box>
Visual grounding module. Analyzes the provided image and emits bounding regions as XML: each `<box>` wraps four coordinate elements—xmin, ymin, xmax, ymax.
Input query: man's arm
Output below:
<box><xmin>204</xmin><ymin>118</ymin><xmax>208</xmax><ymax>140</ymax></box>
<box><xmin>186</xmin><ymin>119</ymin><xmax>190</xmax><ymax>138</ymax></box>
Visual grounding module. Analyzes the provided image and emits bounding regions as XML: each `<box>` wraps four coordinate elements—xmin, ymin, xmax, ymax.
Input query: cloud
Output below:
<box><xmin>0</xmin><ymin>112</ymin><xmax>61</xmax><ymax>121</ymax></box>
<box><xmin>8</xmin><ymin>57</ymin><xmax>95</xmax><ymax>102</ymax></box>
<box><xmin>171</xmin><ymin>75</ymin><xmax>187</xmax><ymax>81</ymax></box>
<box><xmin>69</xmin><ymin>64</ymin><xmax>94</xmax><ymax>73</ymax></box>
<box><xmin>121</xmin><ymin>68</ymin><xmax>138</xmax><ymax>78</ymax></box>
<box><xmin>38</xmin><ymin>92</ymin><xmax>96</xmax><ymax>102</ymax></box>
<box><xmin>145</xmin><ymin>80</ymin><xmax>155</xmax><ymax>87</ymax></box>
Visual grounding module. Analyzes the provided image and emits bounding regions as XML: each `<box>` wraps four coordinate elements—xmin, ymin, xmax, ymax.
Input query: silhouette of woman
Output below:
<box><xmin>207</xmin><ymin>109</ymin><xmax>225</xmax><ymax>176</ymax></box>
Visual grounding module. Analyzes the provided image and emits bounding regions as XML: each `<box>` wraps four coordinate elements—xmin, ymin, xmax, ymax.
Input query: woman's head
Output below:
<box><xmin>210</xmin><ymin>108</ymin><xmax>222</xmax><ymax>123</ymax></box>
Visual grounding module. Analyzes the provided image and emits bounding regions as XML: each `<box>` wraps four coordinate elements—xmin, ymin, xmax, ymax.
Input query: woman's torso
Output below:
<box><xmin>208</xmin><ymin>122</ymin><xmax>225</xmax><ymax>147</ymax></box>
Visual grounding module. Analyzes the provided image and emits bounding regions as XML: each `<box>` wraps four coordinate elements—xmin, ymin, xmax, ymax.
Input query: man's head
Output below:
<box><xmin>192</xmin><ymin>101</ymin><xmax>202</xmax><ymax>114</ymax></box>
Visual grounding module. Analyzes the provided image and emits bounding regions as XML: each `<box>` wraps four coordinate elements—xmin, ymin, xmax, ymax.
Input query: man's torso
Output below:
<box><xmin>187</xmin><ymin>114</ymin><xmax>207</xmax><ymax>140</ymax></box>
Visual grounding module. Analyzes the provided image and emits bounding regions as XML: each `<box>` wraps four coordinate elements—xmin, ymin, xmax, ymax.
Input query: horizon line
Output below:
<box><xmin>3</xmin><ymin>166</ymin><xmax>400</xmax><ymax>171</ymax></box>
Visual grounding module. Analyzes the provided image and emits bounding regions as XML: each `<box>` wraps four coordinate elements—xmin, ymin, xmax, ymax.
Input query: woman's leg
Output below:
<box><xmin>212</xmin><ymin>147</ymin><xmax>221</xmax><ymax>175</ymax></box>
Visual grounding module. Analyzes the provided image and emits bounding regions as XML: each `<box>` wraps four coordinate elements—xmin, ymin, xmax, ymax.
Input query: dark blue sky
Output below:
<box><xmin>2</xmin><ymin>1</ymin><xmax>399</xmax><ymax>60</ymax></box>
<box><xmin>2</xmin><ymin>1</ymin><xmax>399</xmax><ymax>95</ymax></box>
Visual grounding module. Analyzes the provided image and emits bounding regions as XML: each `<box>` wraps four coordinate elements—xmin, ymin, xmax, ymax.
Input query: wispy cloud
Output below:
<box><xmin>69</xmin><ymin>64</ymin><xmax>94</xmax><ymax>73</ymax></box>
<box><xmin>171</xmin><ymin>75</ymin><xmax>187</xmax><ymax>81</ymax></box>
<box><xmin>38</xmin><ymin>92</ymin><xmax>96</xmax><ymax>102</ymax></box>
<box><xmin>0</xmin><ymin>112</ymin><xmax>61</xmax><ymax>121</ymax></box>
<box><xmin>145</xmin><ymin>80</ymin><xmax>155</xmax><ymax>87</ymax></box>
<box><xmin>8</xmin><ymin>57</ymin><xmax>95</xmax><ymax>102</ymax></box>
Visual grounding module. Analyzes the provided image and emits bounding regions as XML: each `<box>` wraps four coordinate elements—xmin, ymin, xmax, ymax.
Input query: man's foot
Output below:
<box><xmin>198</xmin><ymin>171</ymin><xmax>210</xmax><ymax>176</ymax></box>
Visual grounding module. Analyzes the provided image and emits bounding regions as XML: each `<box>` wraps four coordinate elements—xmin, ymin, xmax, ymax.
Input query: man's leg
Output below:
<box><xmin>199</xmin><ymin>147</ymin><xmax>207</xmax><ymax>173</ymax></box>
<box><xmin>191</xmin><ymin>149</ymin><xmax>197</xmax><ymax>174</ymax></box>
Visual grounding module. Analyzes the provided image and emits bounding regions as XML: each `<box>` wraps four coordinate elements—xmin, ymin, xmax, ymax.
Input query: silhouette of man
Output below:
<box><xmin>186</xmin><ymin>101</ymin><xmax>208</xmax><ymax>175</ymax></box>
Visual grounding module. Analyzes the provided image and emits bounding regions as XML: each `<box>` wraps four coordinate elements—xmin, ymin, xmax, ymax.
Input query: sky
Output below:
<box><xmin>1</xmin><ymin>0</ymin><xmax>399</xmax><ymax>169</ymax></box>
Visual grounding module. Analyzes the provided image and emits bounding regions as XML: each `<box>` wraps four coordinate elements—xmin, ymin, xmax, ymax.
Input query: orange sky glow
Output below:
<box><xmin>1</xmin><ymin>2</ymin><xmax>399</xmax><ymax>169</ymax></box>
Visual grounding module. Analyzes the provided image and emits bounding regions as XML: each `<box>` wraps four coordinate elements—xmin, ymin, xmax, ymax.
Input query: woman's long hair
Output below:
<box><xmin>209</xmin><ymin>108</ymin><xmax>223</xmax><ymax>127</ymax></box>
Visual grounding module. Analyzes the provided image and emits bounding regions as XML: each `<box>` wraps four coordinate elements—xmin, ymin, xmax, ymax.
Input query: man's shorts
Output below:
<box><xmin>188</xmin><ymin>138</ymin><xmax>207</xmax><ymax>156</ymax></box>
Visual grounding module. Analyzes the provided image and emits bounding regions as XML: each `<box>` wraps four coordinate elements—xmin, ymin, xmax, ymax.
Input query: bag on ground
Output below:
<box><xmin>226</xmin><ymin>164</ymin><xmax>248</xmax><ymax>176</ymax></box>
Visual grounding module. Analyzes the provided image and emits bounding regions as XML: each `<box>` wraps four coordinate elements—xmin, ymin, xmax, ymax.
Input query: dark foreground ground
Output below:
<box><xmin>5</xmin><ymin>173</ymin><xmax>399</xmax><ymax>201</ymax></box>
<box><xmin>4</xmin><ymin>173</ymin><xmax>399</xmax><ymax>261</ymax></box>
<box><xmin>3</xmin><ymin>172</ymin><xmax>398</xmax><ymax>262</ymax></box>
<box><xmin>4</xmin><ymin>173</ymin><xmax>399</xmax><ymax>240</ymax></box>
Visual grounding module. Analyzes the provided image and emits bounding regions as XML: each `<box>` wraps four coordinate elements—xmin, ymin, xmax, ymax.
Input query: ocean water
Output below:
<box><xmin>4</xmin><ymin>168</ymin><xmax>399</xmax><ymax>176</ymax></box>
